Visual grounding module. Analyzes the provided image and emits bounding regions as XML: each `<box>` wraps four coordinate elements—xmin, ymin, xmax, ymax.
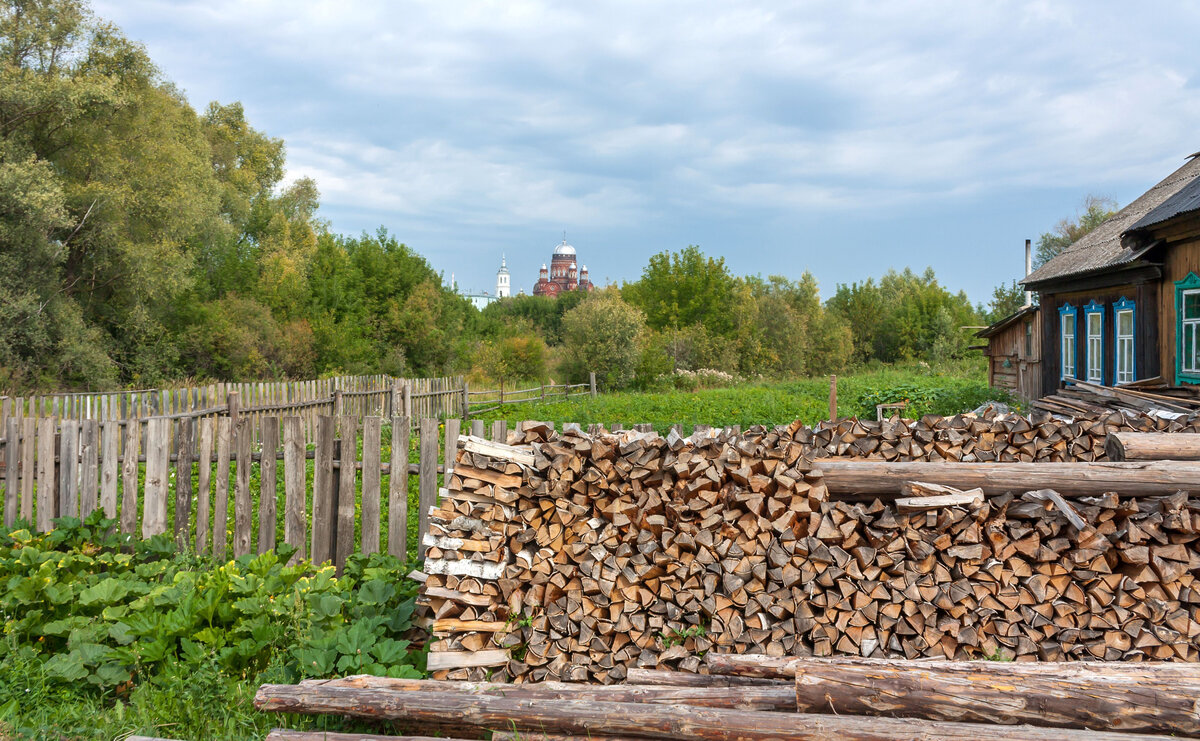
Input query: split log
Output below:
<box><xmin>817</xmin><ymin>460</ymin><xmax>1200</xmax><ymax>498</ymax></box>
<box><xmin>254</xmin><ymin>684</ymin><xmax>1176</xmax><ymax>741</ymax></box>
<box><xmin>1106</xmin><ymin>431</ymin><xmax>1200</xmax><ymax>461</ymax></box>
<box><xmin>301</xmin><ymin>675</ymin><xmax>794</xmax><ymax>711</ymax></box>
<box><xmin>790</xmin><ymin>657</ymin><xmax>1200</xmax><ymax>735</ymax></box>
<box><xmin>623</xmin><ymin>668</ymin><xmax>787</xmax><ymax>687</ymax></box>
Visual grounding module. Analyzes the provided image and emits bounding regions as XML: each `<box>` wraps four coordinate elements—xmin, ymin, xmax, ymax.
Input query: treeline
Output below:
<box><xmin>0</xmin><ymin>0</ymin><xmax>1015</xmax><ymax>394</ymax></box>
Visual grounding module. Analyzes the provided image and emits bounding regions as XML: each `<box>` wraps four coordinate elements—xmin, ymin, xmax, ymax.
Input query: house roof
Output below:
<box><xmin>975</xmin><ymin>304</ymin><xmax>1038</xmax><ymax>339</ymax></box>
<box><xmin>1022</xmin><ymin>154</ymin><xmax>1200</xmax><ymax>288</ymax></box>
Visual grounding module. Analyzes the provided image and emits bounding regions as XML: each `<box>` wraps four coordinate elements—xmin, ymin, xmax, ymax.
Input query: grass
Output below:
<box><xmin>476</xmin><ymin>359</ymin><xmax>1004</xmax><ymax>434</ymax></box>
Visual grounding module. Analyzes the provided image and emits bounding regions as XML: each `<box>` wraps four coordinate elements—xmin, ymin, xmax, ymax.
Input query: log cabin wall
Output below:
<box><xmin>1148</xmin><ymin>216</ymin><xmax>1200</xmax><ymax>385</ymax></box>
<box><xmin>982</xmin><ymin>309</ymin><xmax>1041</xmax><ymax>401</ymax></box>
<box><xmin>1039</xmin><ymin>279</ymin><xmax>1159</xmax><ymax>396</ymax></box>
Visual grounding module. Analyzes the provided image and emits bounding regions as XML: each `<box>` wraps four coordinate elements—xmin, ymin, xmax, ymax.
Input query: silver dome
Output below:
<box><xmin>553</xmin><ymin>240</ymin><xmax>576</xmax><ymax>256</ymax></box>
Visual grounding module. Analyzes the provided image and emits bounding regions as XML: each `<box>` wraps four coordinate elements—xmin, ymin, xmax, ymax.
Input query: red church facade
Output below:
<box><xmin>532</xmin><ymin>239</ymin><xmax>594</xmax><ymax>297</ymax></box>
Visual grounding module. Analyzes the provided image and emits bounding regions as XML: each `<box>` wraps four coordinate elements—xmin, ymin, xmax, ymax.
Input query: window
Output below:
<box><xmin>1180</xmin><ymin>273</ymin><xmax>1200</xmax><ymax>383</ymax></box>
<box><xmin>1059</xmin><ymin>303</ymin><xmax>1077</xmax><ymax>381</ymax></box>
<box><xmin>1114</xmin><ymin>297</ymin><xmax>1135</xmax><ymax>385</ymax></box>
<box><xmin>1084</xmin><ymin>301</ymin><xmax>1104</xmax><ymax>384</ymax></box>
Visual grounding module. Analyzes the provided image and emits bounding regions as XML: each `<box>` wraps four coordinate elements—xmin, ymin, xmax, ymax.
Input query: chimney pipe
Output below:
<box><xmin>1024</xmin><ymin>238</ymin><xmax>1032</xmax><ymax>307</ymax></box>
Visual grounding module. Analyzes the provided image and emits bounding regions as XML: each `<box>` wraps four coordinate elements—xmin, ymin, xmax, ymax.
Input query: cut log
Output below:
<box><xmin>709</xmin><ymin>654</ymin><xmax>1200</xmax><ymax>680</ymax></box>
<box><xmin>266</xmin><ymin>732</ymin><xmax>478</xmax><ymax>741</ymax></box>
<box><xmin>1106</xmin><ymin>431</ymin><xmax>1200</xmax><ymax>461</ymax></box>
<box><xmin>426</xmin><ymin>649</ymin><xmax>508</xmax><ymax>671</ymax></box>
<box><xmin>818</xmin><ymin>460</ymin><xmax>1200</xmax><ymax>498</ymax></box>
<box><xmin>302</xmin><ymin>676</ymin><xmax>794</xmax><ymax>711</ymax></box>
<box><xmin>789</xmin><ymin>657</ymin><xmax>1200</xmax><ymax>735</ymax></box>
<box><xmin>624</xmin><ymin>669</ymin><xmax>787</xmax><ymax>687</ymax></box>
<box><xmin>254</xmin><ymin>684</ymin><xmax>1176</xmax><ymax>741</ymax></box>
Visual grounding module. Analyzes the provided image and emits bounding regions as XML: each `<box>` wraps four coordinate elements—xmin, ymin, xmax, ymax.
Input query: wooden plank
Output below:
<box><xmin>417</xmin><ymin>417</ymin><xmax>439</xmax><ymax>557</ymax></box>
<box><xmin>20</xmin><ymin>418</ymin><xmax>34</xmax><ymax>522</ymax></box>
<box><xmin>195</xmin><ymin>417</ymin><xmax>214</xmax><ymax>553</ymax></box>
<box><xmin>443</xmin><ymin>417</ymin><xmax>461</xmax><ymax>476</ymax></box>
<box><xmin>282</xmin><ymin>416</ymin><xmax>306</xmax><ymax>562</ymax></box>
<box><xmin>173</xmin><ymin>418</ymin><xmax>194</xmax><ymax>548</ymax></box>
<box><xmin>389</xmin><ymin>416</ymin><xmax>410</xmax><ymax>559</ymax></box>
<box><xmin>99</xmin><ymin>421</ymin><xmax>118</xmax><ymax>519</ymax></box>
<box><xmin>212</xmin><ymin>417</ymin><xmax>232</xmax><ymax>558</ymax></box>
<box><xmin>142</xmin><ymin>417</ymin><xmax>169</xmax><ymax>538</ymax></box>
<box><xmin>79</xmin><ymin>419</ymin><xmax>99</xmax><ymax>518</ymax></box>
<box><xmin>35</xmin><ymin>418</ymin><xmax>56</xmax><ymax>531</ymax></box>
<box><xmin>361</xmin><ymin>416</ymin><xmax>382</xmax><ymax>556</ymax></box>
<box><xmin>233</xmin><ymin>417</ymin><xmax>252</xmax><ymax>557</ymax></box>
<box><xmin>335</xmin><ymin>416</ymin><xmax>358</xmax><ymax>571</ymax></box>
<box><xmin>490</xmin><ymin>419</ymin><xmax>506</xmax><ymax>443</ymax></box>
<box><xmin>4</xmin><ymin>418</ymin><xmax>17</xmax><ymax>526</ymax></box>
<box><xmin>259</xmin><ymin>416</ymin><xmax>279</xmax><ymax>554</ymax></box>
<box><xmin>311</xmin><ymin>416</ymin><xmax>335</xmax><ymax>565</ymax></box>
<box><xmin>58</xmin><ymin>419</ymin><xmax>79</xmax><ymax>519</ymax></box>
<box><xmin>424</xmin><ymin>649</ymin><xmax>509</xmax><ymax>671</ymax></box>
<box><xmin>120</xmin><ymin>420</ymin><xmax>139</xmax><ymax>537</ymax></box>
<box><xmin>460</xmin><ymin>435</ymin><xmax>535</xmax><ymax>466</ymax></box>
<box><xmin>470</xmin><ymin>419</ymin><xmax>484</xmax><ymax>438</ymax></box>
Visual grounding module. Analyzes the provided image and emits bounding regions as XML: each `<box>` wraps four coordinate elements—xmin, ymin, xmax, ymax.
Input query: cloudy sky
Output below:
<box><xmin>97</xmin><ymin>0</ymin><xmax>1200</xmax><ymax>303</ymax></box>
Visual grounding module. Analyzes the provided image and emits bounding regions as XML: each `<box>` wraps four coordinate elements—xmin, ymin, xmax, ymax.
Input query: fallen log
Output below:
<box><xmin>708</xmin><ymin>653</ymin><xmax>1200</xmax><ymax>680</ymax></box>
<box><xmin>1106</xmin><ymin>431</ymin><xmax>1200</xmax><ymax>461</ymax></box>
<box><xmin>789</xmin><ymin>657</ymin><xmax>1200</xmax><ymax>735</ymax></box>
<box><xmin>266</xmin><ymin>732</ymin><xmax>478</xmax><ymax>741</ymax></box>
<box><xmin>816</xmin><ymin>460</ymin><xmax>1200</xmax><ymax>498</ymax></box>
<box><xmin>623</xmin><ymin>668</ymin><xmax>786</xmax><ymax>687</ymax></box>
<box><xmin>254</xmin><ymin>684</ymin><xmax>1177</xmax><ymax>741</ymax></box>
<box><xmin>299</xmin><ymin>675</ymin><xmax>794</xmax><ymax>711</ymax></box>
<box><xmin>491</xmin><ymin>734</ymin><xmax>642</xmax><ymax>741</ymax></box>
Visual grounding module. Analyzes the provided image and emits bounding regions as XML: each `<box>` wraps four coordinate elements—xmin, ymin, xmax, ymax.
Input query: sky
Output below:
<box><xmin>95</xmin><ymin>0</ymin><xmax>1200</xmax><ymax>304</ymax></box>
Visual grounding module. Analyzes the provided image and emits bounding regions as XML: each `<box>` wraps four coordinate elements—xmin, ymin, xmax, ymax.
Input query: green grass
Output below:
<box><xmin>477</xmin><ymin>360</ymin><xmax>1005</xmax><ymax>434</ymax></box>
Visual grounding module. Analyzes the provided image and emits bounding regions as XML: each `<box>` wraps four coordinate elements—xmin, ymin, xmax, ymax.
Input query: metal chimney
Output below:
<box><xmin>1024</xmin><ymin>238</ymin><xmax>1032</xmax><ymax>307</ymax></box>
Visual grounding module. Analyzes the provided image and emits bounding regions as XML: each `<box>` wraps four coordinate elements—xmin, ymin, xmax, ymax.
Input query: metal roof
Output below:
<box><xmin>1022</xmin><ymin>154</ymin><xmax>1200</xmax><ymax>288</ymax></box>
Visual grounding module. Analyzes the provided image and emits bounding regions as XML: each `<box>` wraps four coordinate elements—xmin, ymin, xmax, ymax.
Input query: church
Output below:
<box><xmin>533</xmin><ymin>239</ymin><xmax>594</xmax><ymax>297</ymax></box>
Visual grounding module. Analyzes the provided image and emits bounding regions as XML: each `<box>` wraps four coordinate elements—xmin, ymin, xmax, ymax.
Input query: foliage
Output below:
<box><xmin>559</xmin><ymin>291</ymin><xmax>645</xmax><ymax>389</ymax></box>
<box><xmin>1033</xmin><ymin>195</ymin><xmax>1118</xmax><ymax>268</ymax></box>
<box><xmin>0</xmin><ymin>512</ymin><xmax>424</xmax><ymax>739</ymax></box>
<box><xmin>984</xmin><ymin>280</ymin><xmax>1027</xmax><ymax>324</ymax></box>
<box><xmin>474</xmin><ymin>334</ymin><xmax>548</xmax><ymax>383</ymax></box>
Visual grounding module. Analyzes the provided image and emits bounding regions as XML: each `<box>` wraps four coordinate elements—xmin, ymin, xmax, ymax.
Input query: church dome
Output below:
<box><xmin>553</xmin><ymin>240</ymin><xmax>576</xmax><ymax>256</ymax></box>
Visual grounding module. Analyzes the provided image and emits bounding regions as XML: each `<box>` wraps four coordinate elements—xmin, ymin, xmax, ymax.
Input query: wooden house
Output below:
<box><xmin>1021</xmin><ymin>152</ymin><xmax>1200</xmax><ymax>397</ymax></box>
<box><xmin>976</xmin><ymin>304</ymin><xmax>1041</xmax><ymax>401</ymax></box>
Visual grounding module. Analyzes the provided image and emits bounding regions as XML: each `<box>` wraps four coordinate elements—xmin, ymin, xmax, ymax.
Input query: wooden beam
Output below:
<box><xmin>1106</xmin><ymin>431</ymin><xmax>1200</xmax><ymax>461</ymax></box>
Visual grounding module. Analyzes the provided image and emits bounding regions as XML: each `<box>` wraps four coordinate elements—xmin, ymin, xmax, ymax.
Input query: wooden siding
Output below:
<box><xmin>983</xmin><ymin>309</ymin><xmax>1041</xmax><ymax>401</ymax></box>
<box><xmin>1039</xmin><ymin>282</ymin><xmax>1159</xmax><ymax>396</ymax></box>
<box><xmin>1153</xmin><ymin>225</ymin><xmax>1200</xmax><ymax>384</ymax></box>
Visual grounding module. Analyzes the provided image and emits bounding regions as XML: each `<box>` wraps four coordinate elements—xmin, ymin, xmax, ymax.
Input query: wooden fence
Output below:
<box><xmin>466</xmin><ymin>373</ymin><xmax>596</xmax><ymax>415</ymax></box>
<box><xmin>0</xmin><ymin>414</ymin><xmax>628</xmax><ymax>571</ymax></box>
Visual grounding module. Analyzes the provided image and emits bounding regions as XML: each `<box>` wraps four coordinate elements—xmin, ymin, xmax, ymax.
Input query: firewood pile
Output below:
<box><xmin>1035</xmin><ymin>377</ymin><xmax>1200</xmax><ymax>419</ymax></box>
<box><xmin>254</xmin><ymin>657</ymin><xmax>1200</xmax><ymax>739</ymax></box>
<box><xmin>417</xmin><ymin>420</ymin><xmax>1200</xmax><ymax>686</ymax></box>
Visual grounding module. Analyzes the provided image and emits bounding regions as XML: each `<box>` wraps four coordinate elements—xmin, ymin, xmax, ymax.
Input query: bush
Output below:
<box><xmin>559</xmin><ymin>292</ymin><xmax>645</xmax><ymax>390</ymax></box>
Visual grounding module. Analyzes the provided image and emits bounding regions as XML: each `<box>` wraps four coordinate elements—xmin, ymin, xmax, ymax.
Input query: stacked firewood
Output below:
<box><xmin>803</xmin><ymin>408</ymin><xmax>1200</xmax><ymax>462</ymax></box>
<box><xmin>417</xmin><ymin>421</ymin><xmax>1200</xmax><ymax>685</ymax></box>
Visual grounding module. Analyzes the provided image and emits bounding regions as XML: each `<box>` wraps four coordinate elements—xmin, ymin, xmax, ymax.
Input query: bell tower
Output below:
<box><xmin>496</xmin><ymin>254</ymin><xmax>510</xmax><ymax>298</ymax></box>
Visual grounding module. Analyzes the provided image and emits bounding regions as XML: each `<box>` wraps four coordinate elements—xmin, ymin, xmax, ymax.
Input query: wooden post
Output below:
<box><xmin>282</xmin><ymin>416</ymin><xmax>306</xmax><ymax>562</ymax></box>
<box><xmin>335</xmin><ymin>416</ymin><xmax>358</xmax><ymax>572</ymax></box>
<box><xmin>212</xmin><ymin>417</ymin><xmax>232</xmax><ymax>558</ymax></box>
<box><xmin>490</xmin><ymin>419</ymin><xmax>507</xmax><ymax>444</ymax></box>
<box><xmin>195</xmin><ymin>418</ymin><xmax>214</xmax><ymax>553</ymax></box>
<box><xmin>20</xmin><ymin>418</ymin><xmax>34</xmax><ymax>523</ymax></box>
<box><xmin>541</xmin><ymin>382</ymin><xmax>546</xmax><ymax>402</ymax></box>
<box><xmin>259</xmin><ymin>416</ymin><xmax>279</xmax><ymax>554</ymax></box>
<box><xmin>828</xmin><ymin>374</ymin><xmax>837</xmax><ymax>422</ymax></box>
<box><xmin>361</xmin><ymin>416</ymin><xmax>382</xmax><ymax>556</ymax></box>
<box><xmin>470</xmin><ymin>419</ymin><xmax>485</xmax><ymax>438</ymax></box>
<box><xmin>499</xmin><ymin>379</ymin><xmax>504</xmax><ymax>407</ymax></box>
<box><xmin>100</xmin><ymin>422</ymin><xmax>118</xmax><ymax>519</ymax></box>
<box><xmin>391</xmin><ymin>380</ymin><xmax>402</xmax><ymax>419</ymax></box>
<box><xmin>333</xmin><ymin>388</ymin><xmax>344</xmax><ymax>417</ymax></box>
<box><xmin>402</xmin><ymin>383</ymin><xmax>412</xmax><ymax>419</ymax></box>
<box><xmin>4</xmin><ymin>418</ymin><xmax>17</xmax><ymax>526</ymax></box>
<box><xmin>227</xmin><ymin>390</ymin><xmax>240</xmax><ymax>422</ymax></box>
<box><xmin>417</xmin><ymin>418</ymin><xmax>438</xmax><ymax>557</ymax></box>
<box><xmin>311</xmin><ymin>416</ymin><xmax>336</xmax><ymax>565</ymax></box>
<box><xmin>80</xmin><ymin>420</ymin><xmax>99</xmax><ymax>519</ymax></box>
<box><xmin>36</xmin><ymin>418</ymin><xmax>58</xmax><ymax>531</ymax></box>
<box><xmin>461</xmin><ymin>382</ymin><xmax>470</xmax><ymax>421</ymax></box>
<box><xmin>173</xmin><ymin>418</ymin><xmax>194</xmax><ymax>548</ymax></box>
<box><xmin>59</xmin><ymin>419</ymin><xmax>79</xmax><ymax>519</ymax></box>
<box><xmin>142</xmin><ymin>417</ymin><xmax>169</xmax><ymax>538</ymax></box>
<box><xmin>389</xmin><ymin>416</ymin><xmax>410</xmax><ymax>559</ymax></box>
<box><xmin>120</xmin><ymin>420</ymin><xmax>139</xmax><ymax>537</ymax></box>
<box><xmin>232</xmin><ymin>417</ymin><xmax>252</xmax><ymax>556</ymax></box>
<box><xmin>589</xmin><ymin>371</ymin><xmax>597</xmax><ymax>397</ymax></box>
<box><xmin>443</xmin><ymin>417</ymin><xmax>461</xmax><ymax>477</ymax></box>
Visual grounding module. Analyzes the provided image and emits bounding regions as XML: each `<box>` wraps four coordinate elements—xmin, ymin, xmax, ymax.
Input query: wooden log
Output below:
<box><xmin>143</xmin><ymin>417</ymin><xmax>169</xmax><ymax>537</ymax></box>
<box><xmin>254</xmin><ymin>685</ymin><xmax>1172</xmax><ymax>741</ymax></box>
<box><xmin>789</xmin><ymin>657</ymin><xmax>1200</xmax><ymax>735</ymax></box>
<box><xmin>492</xmin><ymin>734</ymin><xmax>643</xmax><ymax>741</ymax></box>
<box><xmin>426</xmin><ymin>650</ymin><xmax>508</xmax><ymax>671</ymax></box>
<box><xmin>266</xmin><ymin>731</ymin><xmax>478</xmax><ymax>741</ymax></box>
<box><xmin>389</xmin><ymin>416</ymin><xmax>410</xmax><ymax>559</ymax></box>
<box><xmin>304</xmin><ymin>676</ymin><xmax>794</xmax><ymax>711</ymax></box>
<box><xmin>258</xmin><ymin>416</ymin><xmax>278</xmax><ymax>554</ymax></box>
<box><xmin>709</xmin><ymin>653</ymin><xmax>1200</xmax><ymax>680</ymax></box>
<box><xmin>817</xmin><ymin>460</ymin><xmax>1200</xmax><ymax>498</ymax></box>
<box><xmin>282</xmin><ymin>416</ymin><xmax>306</xmax><ymax>562</ymax></box>
<box><xmin>1106</xmin><ymin>431</ymin><xmax>1200</xmax><ymax>461</ymax></box>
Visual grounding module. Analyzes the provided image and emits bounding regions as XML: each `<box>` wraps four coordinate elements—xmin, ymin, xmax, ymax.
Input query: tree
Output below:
<box><xmin>1034</xmin><ymin>195</ymin><xmax>1118</xmax><ymax>268</ymax></box>
<box><xmin>559</xmin><ymin>292</ymin><xmax>645</xmax><ymax>390</ymax></box>
<box><xmin>621</xmin><ymin>246</ymin><xmax>738</xmax><ymax>335</ymax></box>
<box><xmin>985</xmin><ymin>280</ymin><xmax>1026</xmax><ymax>324</ymax></box>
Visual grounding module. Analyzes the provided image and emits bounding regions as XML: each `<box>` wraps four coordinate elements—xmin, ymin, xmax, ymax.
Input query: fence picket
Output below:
<box><xmin>59</xmin><ymin>420</ymin><xmax>79</xmax><ymax>519</ymax></box>
<box><xmin>100</xmin><ymin>421</ymin><xmax>118</xmax><ymax>518</ymax></box>
<box><xmin>143</xmin><ymin>417</ymin><xmax>169</xmax><ymax>537</ymax></box>
<box><xmin>389</xmin><ymin>416</ymin><xmax>410</xmax><ymax>559</ymax></box>
<box><xmin>283</xmin><ymin>416</ymin><xmax>306</xmax><ymax>562</ymax></box>
<box><xmin>213</xmin><ymin>417</ymin><xmax>232</xmax><ymax>558</ymax></box>
<box><xmin>443</xmin><ymin>417</ymin><xmax>461</xmax><ymax>477</ymax></box>
<box><xmin>21</xmin><ymin>418</ymin><xmax>35</xmax><ymax>523</ymax></box>
<box><xmin>174</xmin><ymin>418</ymin><xmax>194</xmax><ymax>548</ymax></box>
<box><xmin>80</xmin><ymin>420</ymin><xmax>99</xmax><ymax>518</ymax></box>
<box><xmin>196</xmin><ymin>418</ymin><xmax>214</xmax><ymax>553</ymax></box>
<box><xmin>335</xmin><ymin>416</ymin><xmax>358</xmax><ymax>572</ymax></box>
<box><xmin>259</xmin><ymin>416</ymin><xmax>279</xmax><ymax>554</ymax></box>
<box><xmin>4</xmin><ymin>418</ymin><xmax>17</xmax><ymax>526</ymax></box>
<box><xmin>417</xmin><ymin>417</ymin><xmax>438</xmax><ymax>558</ymax></box>
<box><xmin>311</xmin><ymin>416</ymin><xmax>335</xmax><ymax>565</ymax></box>
<box><xmin>361</xmin><ymin>416</ymin><xmax>381</xmax><ymax>556</ymax></box>
<box><xmin>234</xmin><ymin>417</ymin><xmax>252</xmax><ymax>557</ymax></box>
<box><xmin>36</xmin><ymin>418</ymin><xmax>56</xmax><ymax>531</ymax></box>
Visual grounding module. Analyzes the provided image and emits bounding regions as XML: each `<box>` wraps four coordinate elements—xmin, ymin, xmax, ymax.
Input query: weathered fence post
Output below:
<box><xmin>444</xmin><ymin>417</ymin><xmax>461</xmax><ymax>477</ymax></box>
<box><xmin>402</xmin><ymin>383</ymin><xmax>412</xmax><ymax>420</ymax></box>
<box><xmin>391</xmin><ymin>380</ymin><xmax>402</xmax><ymax>418</ymax></box>
<box><xmin>828</xmin><ymin>374</ymin><xmax>837</xmax><ymax>422</ymax></box>
<box><xmin>470</xmin><ymin>419</ymin><xmax>485</xmax><ymax>438</ymax></box>
<box><xmin>233</xmin><ymin>417</ymin><xmax>252</xmax><ymax>556</ymax></box>
<box><xmin>258</xmin><ymin>416</ymin><xmax>279</xmax><ymax>554</ymax></box>
<box><xmin>120</xmin><ymin>420</ymin><xmax>139</xmax><ymax>537</ymax></box>
<box><xmin>461</xmin><ymin>382</ymin><xmax>470</xmax><ymax>421</ymax></box>
<box><xmin>589</xmin><ymin>372</ymin><xmax>597</xmax><ymax>398</ymax></box>
<box><xmin>335</xmin><ymin>416</ymin><xmax>357</xmax><ymax>572</ymax></box>
<box><xmin>389</xmin><ymin>416</ymin><xmax>410</xmax><ymax>559</ymax></box>
<box><xmin>311</xmin><ymin>416</ymin><xmax>335</xmax><ymax>565</ymax></box>
<box><xmin>143</xmin><ymin>417</ymin><xmax>170</xmax><ymax>538</ymax></box>
<box><xmin>499</xmin><ymin>379</ymin><xmax>504</xmax><ymax>407</ymax></box>
<box><xmin>333</xmin><ymin>388</ymin><xmax>344</xmax><ymax>417</ymax></box>
<box><xmin>417</xmin><ymin>417</ymin><xmax>439</xmax><ymax>557</ymax></box>
<box><xmin>361</xmin><ymin>416</ymin><xmax>381</xmax><ymax>556</ymax></box>
<box><xmin>541</xmin><ymin>382</ymin><xmax>546</xmax><ymax>402</ymax></box>
<box><xmin>4</xmin><ymin>418</ymin><xmax>18</xmax><ymax>527</ymax></box>
<box><xmin>173</xmin><ymin>418</ymin><xmax>194</xmax><ymax>549</ymax></box>
<box><xmin>282</xmin><ymin>416</ymin><xmax>306</xmax><ymax>563</ymax></box>
<box><xmin>195</xmin><ymin>418</ymin><xmax>213</xmax><ymax>553</ymax></box>
<box><xmin>227</xmin><ymin>390</ymin><xmax>240</xmax><ymax>422</ymax></box>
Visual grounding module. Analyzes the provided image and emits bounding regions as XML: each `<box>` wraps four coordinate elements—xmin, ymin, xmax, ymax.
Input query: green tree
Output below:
<box><xmin>621</xmin><ymin>246</ymin><xmax>737</xmax><ymax>335</ymax></box>
<box><xmin>1034</xmin><ymin>195</ymin><xmax>1118</xmax><ymax>268</ymax></box>
<box><xmin>559</xmin><ymin>291</ymin><xmax>645</xmax><ymax>389</ymax></box>
<box><xmin>985</xmin><ymin>280</ymin><xmax>1027</xmax><ymax>324</ymax></box>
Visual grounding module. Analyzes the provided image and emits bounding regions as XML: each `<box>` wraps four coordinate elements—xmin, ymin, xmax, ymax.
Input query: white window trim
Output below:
<box><xmin>1115</xmin><ymin>307</ymin><xmax>1134</xmax><ymax>384</ymax></box>
<box><xmin>1061</xmin><ymin>312</ymin><xmax>1076</xmax><ymax>379</ymax></box>
<box><xmin>1184</xmin><ymin>289</ymin><xmax>1200</xmax><ymax>375</ymax></box>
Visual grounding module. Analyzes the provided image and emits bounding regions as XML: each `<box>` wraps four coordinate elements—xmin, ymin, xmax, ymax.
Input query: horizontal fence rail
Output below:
<box><xmin>0</xmin><ymin>415</ymin><xmax>623</xmax><ymax>573</ymax></box>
